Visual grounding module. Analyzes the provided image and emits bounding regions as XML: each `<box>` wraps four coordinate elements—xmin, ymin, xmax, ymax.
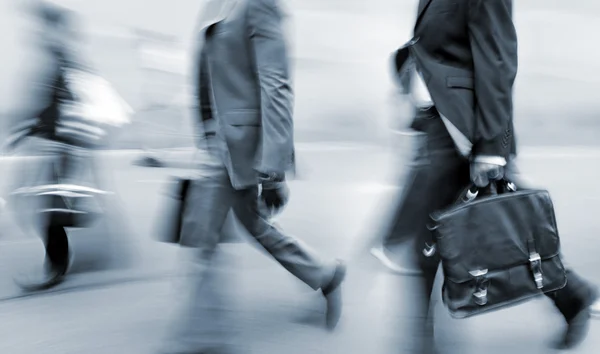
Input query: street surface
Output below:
<box><xmin>1</xmin><ymin>142</ymin><xmax>600</xmax><ymax>353</ymax></box>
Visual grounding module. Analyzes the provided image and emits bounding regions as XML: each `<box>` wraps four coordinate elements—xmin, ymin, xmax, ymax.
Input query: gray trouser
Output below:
<box><xmin>164</xmin><ymin>153</ymin><xmax>333</xmax><ymax>352</ymax></box>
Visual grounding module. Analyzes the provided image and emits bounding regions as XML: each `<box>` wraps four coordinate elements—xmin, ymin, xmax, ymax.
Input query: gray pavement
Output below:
<box><xmin>0</xmin><ymin>245</ymin><xmax>598</xmax><ymax>354</ymax></box>
<box><xmin>1</xmin><ymin>142</ymin><xmax>600</xmax><ymax>352</ymax></box>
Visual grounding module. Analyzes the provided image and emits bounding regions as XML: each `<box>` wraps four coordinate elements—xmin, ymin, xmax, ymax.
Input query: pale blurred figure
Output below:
<box><xmin>4</xmin><ymin>1</ymin><xmax>129</xmax><ymax>291</ymax></box>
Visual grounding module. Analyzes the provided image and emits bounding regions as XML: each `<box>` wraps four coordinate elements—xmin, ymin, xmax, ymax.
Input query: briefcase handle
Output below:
<box><xmin>458</xmin><ymin>179</ymin><xmax>518</xmax><ymax>204</ymax></box>
<box><xmin>423</xmin><ymin>179</ymin><xmax>519</xmax><ymax>257</ymax></box>
<box><xmin>428</xmin><ymin>179</ymin><xmax>517</xmax><ymax>227</ymax></box>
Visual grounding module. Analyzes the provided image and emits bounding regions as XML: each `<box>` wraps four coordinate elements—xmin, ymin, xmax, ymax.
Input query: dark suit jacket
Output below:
<box><xmin>193</xmin><ymin>0</ymin><xmax>295</xmax><ymax>189</ymax></box>
<box><xmin>395</xmin><ymin>0</ymin><xmax>518</xmax><ymax>159</ymax></box>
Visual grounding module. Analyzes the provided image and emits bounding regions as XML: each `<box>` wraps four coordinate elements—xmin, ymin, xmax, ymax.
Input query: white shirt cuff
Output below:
<box><xmin>473</xmin><ymin>155</ymin><xmax>507</xmax><ymax>166</ymax></box>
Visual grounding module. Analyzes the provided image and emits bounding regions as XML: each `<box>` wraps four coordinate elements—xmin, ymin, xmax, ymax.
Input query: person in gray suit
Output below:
<box><xmin>161</xmin><ymin>0</ymin><xmax>346</xmax><ymax>352</ymax></box>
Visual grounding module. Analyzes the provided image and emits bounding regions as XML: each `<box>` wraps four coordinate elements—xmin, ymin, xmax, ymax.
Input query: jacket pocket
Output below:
<box><xmin>446</xmin><ymin>76</ymin><xmax>474</xmax><ymax>90</ymax></box>
<box><xmin>224</xmin><ymin>110</ymin><xmax>260</xmax><ymax>127</ymax></box>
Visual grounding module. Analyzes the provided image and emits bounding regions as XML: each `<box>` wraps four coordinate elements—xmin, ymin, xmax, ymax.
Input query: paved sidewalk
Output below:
<box><xmin>0</xmin><ymin>246</ymin><xmax>600</xmax><ymax>354</ymax></box>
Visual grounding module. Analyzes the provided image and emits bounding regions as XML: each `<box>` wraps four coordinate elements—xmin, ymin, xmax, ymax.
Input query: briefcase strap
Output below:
<box><xmin>527</xmin><ymin>236</ymin><xmax>544</xmax><ymax>289</ymax></box>
<box><xmin>469</xmin><ymin>269</ymin><xmax>490</xmax><ymax>306</ymax></box>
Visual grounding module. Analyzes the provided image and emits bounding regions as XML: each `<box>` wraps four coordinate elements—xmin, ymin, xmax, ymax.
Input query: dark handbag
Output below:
<box><xmin>155</xmin><ymin>177</ymin><xmax>191</xmax><ymax>244</ymax></box>
<box><xmin>429</xmin><ymin>180</ymin><xmax>567</xmax><ymax>319</ymax></box>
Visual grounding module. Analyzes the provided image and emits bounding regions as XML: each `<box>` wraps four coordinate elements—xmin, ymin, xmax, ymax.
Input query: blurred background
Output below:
<box><xmin>3</xmin><ymin>0</ymin><xmax>600</xmax><ymax>149</ymax></box>
<box><xmin>1</xmin><ymin>1</ymin><xmax>600</xmax><ymax>353</ymax></box>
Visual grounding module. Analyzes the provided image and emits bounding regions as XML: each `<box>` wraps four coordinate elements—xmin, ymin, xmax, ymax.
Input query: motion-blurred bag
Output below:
<box><xmin>429</xmin><ymin>180</ymin><xmax>567</xmax><ymax>319</ymax></box>
<box><xmin>58</xmin><ymin>68</ymin><xmax>133</xmax><ymax>148</ymax></box>
<box><xmin>11</xmin><ymin>162</ymin><xmax>107</xmax><ymax>229</ymax></box>
<box><xmin>63</xmin><ymin>69</ymin><xmax>133</xmax><ymax>127</ymax></box>
<box><xmin>155</xmin><ymin>177</ymin><xmax>191</xmax><ymax>244</ymax></box>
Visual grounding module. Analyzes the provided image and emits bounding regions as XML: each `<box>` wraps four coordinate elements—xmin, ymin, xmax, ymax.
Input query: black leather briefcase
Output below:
<box><xmin>429</xmin><ymin>180</ymin><xmax>567</xmax><ymax>319</ymax></box>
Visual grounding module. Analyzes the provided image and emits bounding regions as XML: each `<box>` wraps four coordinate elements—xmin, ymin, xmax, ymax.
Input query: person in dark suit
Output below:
<box><xmin>370</xmin><ymin>0</ymin><xmax>598</xmax><ymax>352</ymax></box>
<box><xmin>161</xmin><ymin>0</ymin><xmax>346</xmax><ymax>352</ymax></box>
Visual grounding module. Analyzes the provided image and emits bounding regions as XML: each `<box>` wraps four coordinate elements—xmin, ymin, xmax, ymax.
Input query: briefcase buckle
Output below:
<box><xmin>529</xmin><ymin>252</ymin><xmax>544</xmax><ymax>289</ymax></box>
<box><xmin>473</xmin><ymin>288</ymin><xmax>488</xmax><ymax>306</ymax></box>
<box><xmin>423</xmin><ymin>243</ymin><xmax>436</xmax><ymax>257</ymax></box>
<box><xmin>469</xmin><ymin>269</ymin><xmax>489</xmax><ymax>306</ymax></box>
<box><xmin>462</xmin><ymin>188</ymin><xmax>479</xmax><ymax>203</ymax></box>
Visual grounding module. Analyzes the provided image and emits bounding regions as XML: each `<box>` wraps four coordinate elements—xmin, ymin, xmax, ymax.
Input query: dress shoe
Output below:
<box><xmin>322</xmin><ymin>259</ymin><xmax>346</xmax><ymax>330</ymax></box>
<box><xmin>554</xmin><ymin>287</ymin><xmax>599</xmax><ymax>350</ymax></box>
<box><xmin>14</xmin><ymin>251</ymin><xmax>73</xmax><ymax>292</ymax></box>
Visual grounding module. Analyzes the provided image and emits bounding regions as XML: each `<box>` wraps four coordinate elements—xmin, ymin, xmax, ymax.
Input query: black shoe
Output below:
<box><xmin>554</xmin><ymin>287</ymin><xmax>599</xmax><ymax>350</ymax></box>
<box><xmin>14</xmin><ymin>254</ymin><xmax>71</xmax><ymax>292</ymax></box>
<box><xmin>14</xmin><ymin>264</ymin><xmax>67</xmax><ymax>292</ymax></box>
<box><xmin>322</xmin><ymin>259</ymin><xmax>346</xmax><ymax>330</ymax></box>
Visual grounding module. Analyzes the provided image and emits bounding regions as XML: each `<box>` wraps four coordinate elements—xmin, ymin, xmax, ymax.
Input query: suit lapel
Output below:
<box><xmin>414</xmin><ymin>0</ymin><xmax>433</xmax><ymax>29</ymax></box>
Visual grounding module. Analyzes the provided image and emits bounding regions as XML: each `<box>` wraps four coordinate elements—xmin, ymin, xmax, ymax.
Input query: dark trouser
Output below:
<box><xmin>7</xmin><ymin>137</ymin><xmax>87</xmax><ymax>271</ymax></box>
<box><xmin>42</xmin><ymin>142</ymin><xmax>79</xmax><ymax>271</ymax></box>
<box><xmin>44</xmin><ymin>224</ymin><xmax>70</xmax><ymax>271</ymax></box>
<box><xmin>384</xmin><ymin>108</ymin><xmax>595</xmax><ymax>353</ymax></box>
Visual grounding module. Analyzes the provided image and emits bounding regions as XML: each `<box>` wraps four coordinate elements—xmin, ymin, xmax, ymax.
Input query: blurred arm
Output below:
<box><xmin>248</xmin><ymin>0</ymin><xmax>294</xmax><ymax>178</ymax></box>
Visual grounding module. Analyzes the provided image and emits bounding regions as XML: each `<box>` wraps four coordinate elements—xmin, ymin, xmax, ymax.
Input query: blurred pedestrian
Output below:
<box><xmin>369</xmin><ymin>0</ymin><xmax>598</xmax><ymax>352</ymax></box>
<box><xmin>4</xmin><ymin>1</ymin><xmax>128</xmax><ymax>291</ymax></box>
<box><xmin>160</xmin><ymin>0</ymin><xmax>346</xmax><ymax>352</ymax></box>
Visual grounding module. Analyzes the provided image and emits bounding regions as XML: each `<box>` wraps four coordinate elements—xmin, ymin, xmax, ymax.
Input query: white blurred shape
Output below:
<box><xmin>65</xmin><ymin>69</ymin><xmax>133</xmax><ymax>127</ymax></box>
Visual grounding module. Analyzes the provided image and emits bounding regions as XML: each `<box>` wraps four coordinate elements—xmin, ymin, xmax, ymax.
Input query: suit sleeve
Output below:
<box><xmin>468</xmin><ymin>0</ymin><xmax>518</xmax><ymax>159</ymax></box>
<box><xmin>189</xmin><ymin>37</ymin><xmax>215</xmax><ymax>150</ymax></box>
<box><xmin>247</xmin><ymin>0</ymin><xmax>294</xmax><ymax>176</ymax></box>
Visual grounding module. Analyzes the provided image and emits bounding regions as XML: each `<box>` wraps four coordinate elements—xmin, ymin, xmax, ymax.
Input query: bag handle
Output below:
<box><xmin>457</xmin><ymin>179</ymin><xmax>518</xmax><ymax>205</ymax></box>
<box><xmin>423</xmin><ymin>179</ymin><xmax>519</xmax><ymax>257</ymax></box>
<box><xmin>428</xmin><ymin>179</ymin><xmax>518</xmax><ymax>228</ymax></box>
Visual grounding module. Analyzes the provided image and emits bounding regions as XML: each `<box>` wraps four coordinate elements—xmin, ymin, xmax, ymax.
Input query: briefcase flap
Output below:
<box><xmin>433</xmin><ymin>189</ymin><xmax>560</xmax><ymax>283</ymax></box>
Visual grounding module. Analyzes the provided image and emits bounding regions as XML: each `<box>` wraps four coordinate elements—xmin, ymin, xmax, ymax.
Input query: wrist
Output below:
<box><xmin>472</xmin><ymin>155</ymin><xmax>507</xmax><ymax>166</ymax></box>
<box><xmin>258</xmin><ymin>172</ymin><xmax>285</xmax><ymax>183</ymax></box>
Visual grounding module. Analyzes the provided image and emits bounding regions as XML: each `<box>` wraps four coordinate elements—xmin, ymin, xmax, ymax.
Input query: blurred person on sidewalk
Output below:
<box><xmin>4</xmin><ymin>1</ymin><xmax>126</xmax><ymax>291</ymax></box>
<box><xmin>366</xmin><ymin>0</ymin><xmax>598</xmax><ymax>352</ymax></box>
<box><xmin>160</xmin><ymin>0</ymin><xmax>346</xmax><ymax>352</ymax></box>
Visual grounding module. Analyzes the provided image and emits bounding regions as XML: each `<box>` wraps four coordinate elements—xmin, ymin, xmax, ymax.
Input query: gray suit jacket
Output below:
<box><xmin>193</xmin><ymin>0</ymin><xmax>295</xmax><ymax>190</ymax></box>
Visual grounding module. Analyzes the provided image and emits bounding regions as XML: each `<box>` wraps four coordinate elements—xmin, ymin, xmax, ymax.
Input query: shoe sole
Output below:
<box><xmin>370</xmin><ymin>247</ymin><xmax>423</xmax><ymax>276</ymax></box>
